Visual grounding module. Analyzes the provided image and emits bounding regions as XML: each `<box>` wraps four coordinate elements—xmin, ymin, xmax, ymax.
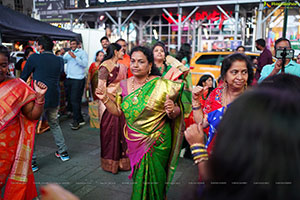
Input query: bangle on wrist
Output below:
<box><xmin>194</xmin><ymin>157</ymin><xmax>209</xmax><ymax>165</ymax></box>
<box><xmin>35</xmin><ymin>99</ymin><xmax>45</xmax><ymax>105</ymax></box>
<box><xmin>190</xmin><ymin>143</ymin><xmax>206</xmax><ymax>149</ymax></box>
<box><xmin>192</xmin><ymin>106</ymin><xmax>201</xmax><ymax>110</ymax></box>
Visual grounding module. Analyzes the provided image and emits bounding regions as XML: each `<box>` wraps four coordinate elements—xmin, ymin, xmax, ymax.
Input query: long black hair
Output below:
<box><xmin>152</xmin><ymin>41</ymin><xmax>169</xmax><ymax>74</ymax></box>
<box><xmin>197</xmin><ymin>74</ymin><xmax>215</xmax><ymax>96</ymax></box>
<box><xmin>130</xmin><ymin>46</ymin><xmax>161</xmax><ymax>76</ymax></box>
<box><xmin>176</xmin><ymin>43</ymin><xmax>191</xmax><ymax>65</ymax></box>
<box><xmin>101</xmin><ymin>43</ymin><xmax>121</xmax><ymax>63</ymax></box>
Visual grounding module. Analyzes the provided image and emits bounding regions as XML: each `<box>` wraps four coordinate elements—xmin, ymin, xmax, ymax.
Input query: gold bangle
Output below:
<box><xmin>193</xmin><ymin>154</ymin><xmax>208</xmax><ymax>160</ymax></box>
<box><xmin>190</xmin><ymin>143</ymin><xmax>205</xmax><ymax>148</ymax></box>
<box><xmin>102</xmin><ymin>96</ymin><xmax>109</xmax><ymax>104</ymax></box>
<box><xmin>191</xmin><ymin>149</ymin><xmax>207</xmax><ymax>154</ymax></box>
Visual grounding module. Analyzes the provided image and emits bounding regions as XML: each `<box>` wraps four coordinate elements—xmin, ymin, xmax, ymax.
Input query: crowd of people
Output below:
<box><xmin>1</xmin><ymin>35</ymin><xmax>300</xmax><ymax>200</ymax></box>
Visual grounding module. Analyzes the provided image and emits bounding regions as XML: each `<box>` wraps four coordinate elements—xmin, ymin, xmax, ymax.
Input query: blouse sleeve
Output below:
<box><xmin>98</xmin><ymin>66</ymin><xmax>109</xmax><ymax>80</ymax></box>
<box><xmin>115</xmin><ymin>89</ymin><xmax>122</xmax><ymax>106</ymax></box>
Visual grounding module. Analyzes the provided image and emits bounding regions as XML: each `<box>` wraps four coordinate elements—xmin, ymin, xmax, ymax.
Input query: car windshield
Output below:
<box><xmin>195</xmin><ymin>55</ymin><xmax>219</xmax><ymax>65</ymax></box>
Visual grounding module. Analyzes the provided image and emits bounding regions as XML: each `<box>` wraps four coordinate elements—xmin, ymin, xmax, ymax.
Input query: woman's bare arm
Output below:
<box><xmin>21</xmin><ymin>81</ymin><xmax>48</xmax><ymax>120</ymax></box>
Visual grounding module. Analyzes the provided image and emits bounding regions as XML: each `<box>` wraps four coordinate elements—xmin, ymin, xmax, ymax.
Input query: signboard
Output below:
<box><xmin>35</xmin><ymin>0</ymin><xmax>71</xmax><ymax>23</ymax></box>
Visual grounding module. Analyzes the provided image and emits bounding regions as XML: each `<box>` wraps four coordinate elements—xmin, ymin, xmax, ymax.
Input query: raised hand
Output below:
<box><xmin>95</xmin><ymin>80</ymin><xmax>107</xmax><ymax>101</ymax></box>
<box><xmin>274</xmin><ymin>59</ymin><xmax>283</xmax><ymax>73</ymax></box>
<box><xmin>192</xmin><ymin>86</ymin><xmax>208</xmax><ymax>101</ymax></box>
<box><xmin>184</xmin><ymin>123</ymin><xmax>205</xmax><ymax>146</ymax></box>
<box><xmin>68</xmin><ymin>51</ymin><xmax>76</xmax><ymax>58</ymax></box>
<box><xmin>164</xmin><ymin>95</ymin><xmax>175</xmax><ymax>115</ymax></box>
<box><xmin>34</xmin><ymin>80</ymin><xmax>48</xmax><ymax>96</ymax></box>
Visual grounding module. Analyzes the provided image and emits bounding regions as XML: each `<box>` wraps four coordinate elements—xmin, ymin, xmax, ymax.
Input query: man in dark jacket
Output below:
<box><xmin>21</xmin><ymin>36</ymin><xmax>70</xmax><ymax>172</ymax></box>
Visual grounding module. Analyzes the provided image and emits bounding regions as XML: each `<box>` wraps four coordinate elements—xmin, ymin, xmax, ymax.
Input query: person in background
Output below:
<box><xmin>21</xmin><ymin>47</ymin><xmax>35</xmax><ymax>71</ymax></box>
<box><xmin>55</xmin><ymin>50</ymin><xmax>61</xmax><ymax>56</ymax></box>
<box><xmin>96</xmin><ymin>43</ymin><xmax>129</xmax><ymax>174</ymax></box>
<box><xmin>192</xmin><ymin>53</ymin><xmax>253</xmax><ymax>154</ymax></box>
<box><xmin>14</xmin><ymin>47</ymin><xmax>34</xmax><ymax>78</ymax></box>
<box><xmin>235</xmin><ymin>45</ymin><xmax>245</xmax><ymax>54</ymax></box>
<box><xmin>296</xmin><ymin>53</ymin><xmax>300</xmax><ymax>64</ymax></box>
<box><xmin>21</xmin><ymin>35</ymin><xmax>70</xmax><ymax>172</ymax></box>
<box><xmin>116</xmin><ymin>38</ymin><xmax>132</xmax><ymax>77</ymax></box>
<box><xmin>258</xmin><ymin>38</ymin><xmax>300</xmax><ymax>82</ymax></box>
<box><xmin>176</xmin><ymin>43</ymin><xmax>192</xmax><ymax>68</ymax></box>
<box><xmin>152</xmin><ymin>41</ymin><xmax>168</xmax><ymax>75</ymax></box>
<box><xmin>254</xmin><ymin>38</ymin><xmax>273</xmax><ymax>81</ymax></box>
<box><xmin>152</xmin><ymin>41</ymin><xmax>192</xmax><ymax>119</ymax></box>
<box><xmin>196</xmin><ymin>74</ymin><xmax>215</xmax><ymax>107</ymax></box>
<box><xmin>85</xmin><ymin>50</ymin><xmax>105</xmax><ymax>100</ymax></box>
<box><xmin>100</xmin><ymin>36</ymin><xmax>110</xmax><ymax>53</ymax></box>
<box><xmin>0</xmin><ymin>45</ymin><xmax>47</xmax><ymax>199</ymax></box>
<box><xmin>184</xmin><ymin>74</ymin><xmax>300</xmax><ymax>200</ymax></box>
<box><xmin>64</xmin><ymin>39</ymin><xmax>88</xmax><ymax>130</ymax></box>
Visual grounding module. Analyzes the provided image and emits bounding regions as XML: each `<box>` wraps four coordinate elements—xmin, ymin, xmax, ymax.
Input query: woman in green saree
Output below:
<box><xmin>96</xmin><ymin>46</ymin><xmax>185</xmax><ymax>200</ymax></box>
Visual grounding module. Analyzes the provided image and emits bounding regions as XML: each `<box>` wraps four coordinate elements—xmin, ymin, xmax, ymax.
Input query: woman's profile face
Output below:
<box><xmin>153</xmin><ymin>46</ymin><xmax>165</xmax><ymax>62</ymax></box>
<box><xmin>0</xmin><ymin>54</ymin><xmax>8</xmax><ymax>83</ymax></box>
<box><xmin>225</xmin><ymin>60</ymin><xmax>248</xmax><ymax>90</ymax></box>
<box><xmin>204</xmin><ymin>77</ymin><xmax>213</xmax><ymax>88</ymax></box>
<box><xmin>116</xmin><ymin>49</ymin><xmax>124</xmax><ymax>60</ymax></box>
<box><xmin>130</xmin><ymin>51</ymin><xmax>152</xmax><ymax>77</ymax></box>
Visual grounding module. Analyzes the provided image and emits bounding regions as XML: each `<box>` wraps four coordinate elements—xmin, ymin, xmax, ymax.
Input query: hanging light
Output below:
<box><xmin>153</xmin><ymin>29</ymin><xmax>159</xmax><ymax>40</ymax></box>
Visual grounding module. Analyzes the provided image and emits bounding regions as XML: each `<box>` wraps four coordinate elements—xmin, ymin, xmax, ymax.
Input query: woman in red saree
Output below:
<box><xmin>0</xmin><ymin>45</ymin><xmax>47</xmax><ymax>200</ymax></box>
<box><xmin>85</xmin><ymin>50</ymin><xmax>105</xmax><ymax>100</ymax></box>
<box><xmin>192</xmin><ymin>53</ymin><xmax>253</xmax><ymax>154</ymax></box>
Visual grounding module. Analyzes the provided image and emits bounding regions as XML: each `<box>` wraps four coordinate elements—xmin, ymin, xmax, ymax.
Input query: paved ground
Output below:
<box><xmin>33</xmin><ymin>105</ymin><xmax>199</xmax><ymax>200</ymax></box>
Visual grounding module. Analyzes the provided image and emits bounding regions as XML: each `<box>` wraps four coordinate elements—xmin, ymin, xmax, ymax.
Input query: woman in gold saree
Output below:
<box><xmin>96</xmin><ymin>46</ymin><xmax>185</xmax><ymax>200</ymax></box>
<box><xmin>0</xmin><ymin>45</ymin><xmax>47</xmax><ymax>200</ymax></box>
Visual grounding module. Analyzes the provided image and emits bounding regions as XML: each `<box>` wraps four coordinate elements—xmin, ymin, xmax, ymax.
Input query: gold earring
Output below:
<box><xmin>149</xmin><ymin>68</ymin><xmax>151</xmax><ymax>75</ymax></box>
<box><xmin>244</xmin><ymin>82</ymin><xmax>248</xmax><ymax>90</ymax></box>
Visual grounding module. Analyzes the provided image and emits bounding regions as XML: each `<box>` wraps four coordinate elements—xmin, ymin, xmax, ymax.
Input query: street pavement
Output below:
<box><xmin>33</xmin><ymin>105</ymin><xmax>199</xmax><ymax>200</ymax></box>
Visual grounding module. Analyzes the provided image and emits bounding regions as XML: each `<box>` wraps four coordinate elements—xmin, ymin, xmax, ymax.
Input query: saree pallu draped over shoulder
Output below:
<box><xmin>0</xmin><ymin>78</ymin><xmax>38</xmax><ymax>200</ymax></box>
<box><xmin>98</xmin><ymin>61</ymin><xmax>130</xmax><ymax>174</ymax></box>
<box><xmin>120</xmin><ymin>77</ymin><xmax>184</xmax><ymax>200</ymax></box>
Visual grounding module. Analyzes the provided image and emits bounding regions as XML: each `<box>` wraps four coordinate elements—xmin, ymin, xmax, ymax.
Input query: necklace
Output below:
<box><xmin>157</xmin><ymin>63</ymin><xmax>164</xmax><ymax>74</ymax></box>
<box><xmin>131</xmin><ymin>76</ymin><xmax>150</xmax><ymax>105</ymax></box>
<box><xmin>221</xmin><ymin>86</ymin><xmax>228</xmax><ymax>112</ymax></box>
<box><xmin>221</xmin><ymin>85</ymin><xmax>245</xmax><ymax>112</ymax></box>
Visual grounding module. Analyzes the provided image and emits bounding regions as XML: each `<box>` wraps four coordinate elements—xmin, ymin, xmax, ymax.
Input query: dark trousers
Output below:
<box><xmin>66</xmin><ymin>78</ymin><xmax>85</xmax><ymax>123</ymax></box>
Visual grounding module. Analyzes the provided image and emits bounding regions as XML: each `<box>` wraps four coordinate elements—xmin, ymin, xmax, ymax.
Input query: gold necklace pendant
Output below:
<box><xmin>131</xmin><ymin>76</ymin><xmax>149</xmax><ymax>105</ymax></box>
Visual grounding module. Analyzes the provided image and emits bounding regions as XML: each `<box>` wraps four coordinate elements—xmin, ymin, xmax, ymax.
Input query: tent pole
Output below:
<box><xmin>0</xmin><ymin>32</ymin><xmax>2</xmax><ymax>45</ymax></box>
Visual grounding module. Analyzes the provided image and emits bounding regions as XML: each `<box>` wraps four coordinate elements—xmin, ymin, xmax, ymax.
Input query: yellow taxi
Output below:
<box><xmin>190</xmin><ymin>51</ymin><xmax>261</xmax><ymax>86</ymax></box>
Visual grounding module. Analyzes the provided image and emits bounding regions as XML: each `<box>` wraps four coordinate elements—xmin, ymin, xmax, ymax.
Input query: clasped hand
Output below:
<box><xmin>164</xmin><ymin>95</ymin><xmax>175</xmax><ymax>115</ymax></box>
<box><xmin>184</xmin><ymin>123</ymin><xmax>205</xmax><ymax>146</ymax></box>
